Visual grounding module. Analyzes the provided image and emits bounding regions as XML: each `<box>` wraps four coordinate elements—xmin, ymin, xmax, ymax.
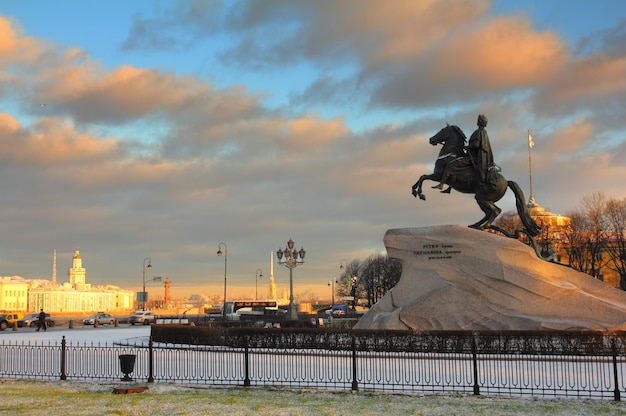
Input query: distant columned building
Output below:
<box><xmin>526</xmin><ymin>197</ymin><xmax>571</xmax><ymax>262</ymax></box>
<box><xmin>25</xmin><ymin>247</ymin><xmax>134</xmax><ymax>313</ymax></box>
<box><xmin>527</xmin><ymin>196</ymin><xmax>571</xmax><ymax>229</ymax></box>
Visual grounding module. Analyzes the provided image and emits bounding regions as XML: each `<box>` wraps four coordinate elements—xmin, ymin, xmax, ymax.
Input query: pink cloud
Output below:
<box><xmin>288</xmin><ymin>115</ymin><xmax>347</xmax><ymax>146</ymax></box>
<box><xmin>0</xmin><ymin>17</ymin><xmax>41</xmax><ymax>67</ymax></box>
<box><xmin>330</xmin><ymin>0</ymin><xmax>489</xmax><ymax>65</ymax></box>
<box><xmin>42</xmin><ymin>65</ymin><xmax>193</xmax><ymax>123</ymax></box>
<box><xmin>432</xmin><ymin>16</ymin><xmax>567</xmax><ymax>88</ymax></box>
<box><xmin>0</xmin><ymin>114</ymin><xmax>121</xmax><ymax>166</ymax></box>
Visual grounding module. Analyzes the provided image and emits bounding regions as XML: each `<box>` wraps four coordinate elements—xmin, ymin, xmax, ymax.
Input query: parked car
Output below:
<box><xmin>331</xmin><ymin>309</ymin><xmax>346</xmax><ymax>317</ymax></box>
<box><xmin>129</xmin><ymin>311</ymin><xmax>156</xmax><ymax>325</ymax></box>
<box><xmin>4</xmin><ymin>312</ymin><xmax>24</xmax><ymax>324</ymax></box>
<box><xmin>83</xmin><ymin>312</ymin><xmax>115</xmax><ymax>326</ymax></box>
<box><xmin>0</xmin><ymin>314</ymin><xmax>9</xmax><ymax>330</ymax></box>
<box><xmin>17</xmin><ymin>313</ymin><xmax>55</xmax><ymax>328</ymax></box>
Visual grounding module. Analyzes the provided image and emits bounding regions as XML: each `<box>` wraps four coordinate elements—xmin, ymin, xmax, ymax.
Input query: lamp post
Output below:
<box><xmin>349</xmin><ymin>276</ymin><xmax>359</xmax><ymax>309</ymax></box>
<box><xmin>255</xmin><ymin>269</ymin><xmax>263</xmax><ymax>300</ymax></box>
<box><xmin>276</xmin><ymin>238</ymin><xmax>305</xmax><ymax>320</ymax></box>
<box><xmin>142</xmin><ymin>257</ymin><xmax>152</xmax><ymax>311</ymax></box>
<box><xmin>327</xmin><ymin>278</ymin><xmax>336</xmax><ymax>321</ymax></box>
<box><xmin>340</xmin><ymin>259</ymin><xmax>358</xmax><ymax>309</ymax></box>
<box><xmin>217</xmin><ymin>242</ymin><xmax>227</xmax><ymax>321</ymax></box>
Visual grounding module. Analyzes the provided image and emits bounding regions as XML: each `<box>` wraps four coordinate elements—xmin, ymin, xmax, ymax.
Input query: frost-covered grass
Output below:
<box><xmin>2</xmin><ymin>379</ymin><xmax>626</xmax><ymax>416</ymax></box>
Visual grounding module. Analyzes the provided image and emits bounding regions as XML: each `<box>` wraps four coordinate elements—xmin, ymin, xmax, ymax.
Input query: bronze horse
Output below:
<box><xmin>411</xmin><ymin>124</ymin><xmax>540</xmax><ymax>237</ymax></box>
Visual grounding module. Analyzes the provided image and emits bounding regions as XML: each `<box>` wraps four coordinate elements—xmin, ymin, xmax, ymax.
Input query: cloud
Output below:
<box><xmin>37</xmin><ymin>65</ymin><xmax>204</xmax><ymax>125</ymax></box>
<box><xmin>121</xmin><ymin>0</ymin><xmax>226</xmax><ymax>51</ymax></box>
<box><xmin>575</xmin><ymin>17</ymin><xmax>626</xmax><ymax>57</ymax></box>
<box><xmin>535</xmin><ymin>55</ymin><xmax>626</xmax><ymax>112</ymax></box>
<box><xmin>0</xmin><ymin>114</ymin><xmax>121</xmax><ymax>166</ymax></box>
<box><xmin>310</xmin><ymin>0</ymin><xmax>489</xmax><ymax>66</ymax></box>
<box><xmin>372</xmin><ymin>15</ymin><xmax>567</xmax><ymax>108</ymax></box>
<box><xmin>0</xmin><ymin>17</ymin><xmax>42</xmax><ymax>67</ymax></box>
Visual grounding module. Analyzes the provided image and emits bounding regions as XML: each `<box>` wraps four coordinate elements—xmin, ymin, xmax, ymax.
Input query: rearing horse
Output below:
<box><xmin>411</xmin><ymin>124</ymin><xmax>540</xmax><ymax>236</ymax></box>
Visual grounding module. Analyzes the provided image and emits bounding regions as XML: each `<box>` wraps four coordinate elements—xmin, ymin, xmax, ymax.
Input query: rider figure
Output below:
<box><xmin>434</xmin><ymin>114</ymin><xmax>493</xmax><ymax>192</ymax></box>
<box><xmin>466</xmin><ymin>114</ymin><xmax>494</xmax><ymax>184</ymax></box>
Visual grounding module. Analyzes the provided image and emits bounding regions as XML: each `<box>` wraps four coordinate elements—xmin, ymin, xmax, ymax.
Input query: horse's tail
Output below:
<box><xmin>507</xmin><ymin>180</ymin><xmax>541</xmax><ymax>237</ymax></box>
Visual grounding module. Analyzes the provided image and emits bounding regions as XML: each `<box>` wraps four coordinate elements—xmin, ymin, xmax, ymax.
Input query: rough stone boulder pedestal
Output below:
<box><xmin>354</xmin><ymin>225</ymin><xmax>626</xmax><ymax>331</ymax></box>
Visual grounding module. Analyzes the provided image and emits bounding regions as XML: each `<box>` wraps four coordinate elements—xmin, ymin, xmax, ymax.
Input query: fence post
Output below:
<box><xmin>351</xmin><ymin>334</ymin><xmax>359</xmax><ymax>391</ymax></box>
<box><xmin>244</xmin><ymin>336</ymin><xmax>251</xmax><ymax>387</ymax></box>
<box><xmin>612</xmin><ymin>338</ymin><xmax>621</xmax><ymax>401</ymax></box>
<box><xmin>148</xmin><ymin>336</ymin><xmax>154</xmax><ymax>383</ymax></box>
<box><xmin>60</xmin><ymin>336</ymin><xmax>67</xmax><ymax>380</ymax></box>
<box><xmin>472</xmin><ymin>335</ymin><xmax>479</xmax><ymax>396</ymax></box>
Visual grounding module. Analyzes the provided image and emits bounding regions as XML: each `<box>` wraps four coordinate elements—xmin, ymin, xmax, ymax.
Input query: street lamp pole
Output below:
<box><xmin>217</xmin><ymin>242</ymin><xmax>227</xmax><ymax>321</ymax></box>
<box><xmin>142</xmin><ymin>257</ymin><xmax>152</xmax><ymax>311</ymax></box>
<box><xmin>340</xmin><ymin>258</ymin><xmax>359</xmax><ymax>309</ymax></box>
<box><xmin>339</xmin><ymin>259</ymin><xmax>348</xmax><ymax>299</ymax></box>
<box><xmin>327</xmin><ymin>278</ymin><xmax>335</xmax><ymax>321</ymax></box>
<box><xmin>255</xmin><ymin>269</ymin><xmax>263</xmax><ymax>300</ymax></box>
<box><xmin>276</xmin><ymin>238</ymin><xmax>306</xmax><ymax>320</ymax></box>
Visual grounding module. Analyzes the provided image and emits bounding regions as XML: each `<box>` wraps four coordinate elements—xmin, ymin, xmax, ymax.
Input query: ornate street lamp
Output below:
<box><xmin>255</xmin><ymin>269</ymin><xmax>263</xmax><ymax>300</ymax></box>
<box><xmin>276</xmin><ymin>238</ymin><xmax>306</xmax><ymax>320</ymax></box>
<box><xmin>340</xmin><ymin>259</ymin><xmax>358</xmax><ymax>309</ymax></box>
<box><xmin>340</xmin><ymin>259</ymin><xmax>347</xmax><ymax>278</ymax></box>
<box><xmin>217</xmin><ymin>242</ymin><xmax>227</xmax><ymax>321</ymax></box>
<box><xmin>142</xmin><ymin>257</ymin><xmax>152</xmax><ymax>311</ymax></box>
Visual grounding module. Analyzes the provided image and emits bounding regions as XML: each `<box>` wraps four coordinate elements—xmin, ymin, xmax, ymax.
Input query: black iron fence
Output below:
<box><xmin>1</xmin><ymin>329</ymin><xmax>626</xmax><ymax>400</ymax></box>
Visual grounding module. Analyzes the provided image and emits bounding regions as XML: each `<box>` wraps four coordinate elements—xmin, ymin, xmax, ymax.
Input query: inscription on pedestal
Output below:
<box><xmin>413</xmin><ymin>244</ymin><xmax>462</xmax><ymax>260</ymax></box>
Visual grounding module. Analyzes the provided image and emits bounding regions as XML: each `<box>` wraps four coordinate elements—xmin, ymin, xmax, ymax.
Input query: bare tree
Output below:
<box><xmin>562</xmin><ymin>211</ymin><xmax>591</xmax><ymax>272</ymax></box>
<box><xmin>335</xmin><ymin>259</ymin><xmax>361</xmax><ymax>302</ymax></box>
<box><xmin>492</xmin><ymin>211</ymin><xmax>521</xmax><ymax>234</ymax></box>
<box><xmin>357</xmin><ymin>254</ymin><xmax>402</xmax><ymax>307</ymax></box>
<box><xmin>334</xmin><ymin>256</ymin><xmax>402</xmax><ymax>308</ymax></box>
<box><xmin>564</xmin><ymin>193</ymin><xmax>609</xmax><ymax>279</ymax></box>
<box><xmin>604</xmin><ymin>197</ymin><xmax>626</xmax><ymax>290</ymax></box>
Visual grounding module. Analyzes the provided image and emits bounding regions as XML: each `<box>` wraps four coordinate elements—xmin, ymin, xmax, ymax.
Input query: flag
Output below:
<box><xmin>528</xmin><ymin>131</ymin><xmax>534</xmax><ymax>148</ymax></box>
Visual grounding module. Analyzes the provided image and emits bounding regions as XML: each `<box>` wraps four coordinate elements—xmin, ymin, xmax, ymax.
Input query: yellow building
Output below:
<box><xmin>527</xmin><ymin>196</ymin><xmax>571</xmax><ymax>260</ymax></box>
<box><xmin>527</xmin><ymin>197</ymin><xmax>623</xmax><ymax>289</ymax></box>
<box><xmin>5</xmin><ymin>247</ymin><xmax>135</xmax><ymax>314</ymax></box>
<box><xmin>28</xmin><ymin>283</ymin><xmax>134</xmax><ymax>313</ymax></box>
<box><xmin>0</xmin><ymin>277</ymin><xmax>29</xmax><ymax>312</ymax></box>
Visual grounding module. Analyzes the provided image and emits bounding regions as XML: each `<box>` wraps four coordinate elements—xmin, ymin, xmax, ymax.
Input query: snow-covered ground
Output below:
<box><xmin>1</xmin><ymin>323</ymin><xmax>150</xmax><ymax>344</ymax></box>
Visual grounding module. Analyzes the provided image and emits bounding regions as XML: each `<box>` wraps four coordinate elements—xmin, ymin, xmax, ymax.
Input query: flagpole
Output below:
<box><xmin>527</xmin><ymin>130</ymin><xmax>535</xmax><ymax>206</ymax></box>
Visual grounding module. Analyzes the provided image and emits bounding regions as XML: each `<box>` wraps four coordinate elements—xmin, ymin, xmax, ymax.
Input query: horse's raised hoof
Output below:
<box><xmin>419</xmin><ymin>194</ymin><xmax>426</xmax><ymax>201</ymax></box>
<box><xmin>411</xmin><ymin>189</ymin><xmax>418</xmax><ymax>197</ymax></box>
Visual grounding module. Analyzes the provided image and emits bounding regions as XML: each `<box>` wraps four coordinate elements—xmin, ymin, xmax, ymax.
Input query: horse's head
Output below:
<box><xmin>429</xmin><ymin>124</ymin><xmax>451</xmax><ymax>146</ymax></box>
<box><xmin>429</xmin><ymin>124</ymin><xmax>466</xmax><ymax>149</ymax></box>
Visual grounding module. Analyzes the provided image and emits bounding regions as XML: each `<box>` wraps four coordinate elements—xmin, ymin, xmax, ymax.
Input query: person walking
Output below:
<box><xmin>36</xmin><ymin>308</ymin><xmax>47</xmax><ymax>332</ymax></box>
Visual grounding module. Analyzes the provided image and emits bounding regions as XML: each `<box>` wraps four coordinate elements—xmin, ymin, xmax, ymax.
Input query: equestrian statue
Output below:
<box><xmin>411</xmin><ymin>115</ymin><xmax>540</xmax><ymax>238</ymax></box>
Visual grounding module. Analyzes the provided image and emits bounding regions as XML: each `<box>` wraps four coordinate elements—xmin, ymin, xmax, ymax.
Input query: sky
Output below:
<box><xmin>1</xmin><ymin>0</ymin><xmax>625</xmax><ymax>302</ymax></box>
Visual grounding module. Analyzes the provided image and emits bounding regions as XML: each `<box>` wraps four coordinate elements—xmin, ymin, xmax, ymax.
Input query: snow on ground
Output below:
<box><xmin>1</xmin><ymin>324</ymin><xmax>150</xmax><ymax>344</ymax></box>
